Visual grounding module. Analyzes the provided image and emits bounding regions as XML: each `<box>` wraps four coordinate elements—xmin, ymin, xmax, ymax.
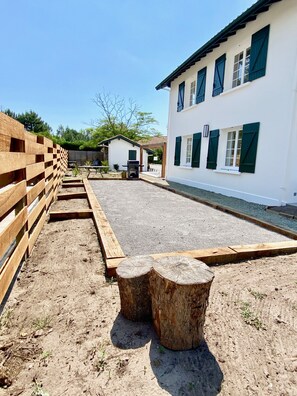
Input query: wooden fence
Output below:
<box><xmin>0</xmin><ymin>112</ymin><xmax>68</xmax><ymax>304</ymax></box>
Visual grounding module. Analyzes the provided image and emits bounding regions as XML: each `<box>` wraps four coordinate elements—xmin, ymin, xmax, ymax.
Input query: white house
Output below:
<box><xmin>98</xmin><ymin>135</ymin><xmax>150</xmax><ymax>171</ymax></box>
<box><xmin>156</xmin><ymin>0</ymin><xmax>297</xmax><ymax>206</ymax></box>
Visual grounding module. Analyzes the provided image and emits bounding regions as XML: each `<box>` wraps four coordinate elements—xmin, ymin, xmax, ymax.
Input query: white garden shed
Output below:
<box><xmin>98</xmin><ymin>135</ymin><xmax>151</xmax><ymax>171</ymax></box>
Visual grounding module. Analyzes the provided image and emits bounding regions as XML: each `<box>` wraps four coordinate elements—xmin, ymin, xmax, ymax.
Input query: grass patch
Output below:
<box><xmin>31</xmin><ymin>380</ymin><xmax>50</xmax><ymax>396</ymax></box>
<box><xmin>0</xmin><ymin>308</ymin><xmax>13</xmax><ymax>330</ymax></box>
<box><xmin>248</xmin><ymin>288</ymin><xmax>267</xmax><ymax>300</ymax></box>
<box><xmin>33</xmin><ymin>315</ymin><xmax>52</xmax><ymax>330</ymax></box>
<box><xmin>240</xmin><ymin>302</ymin><xmax>265</xmax><ymax>330</ymax></box>
<box><xmin>95</xmin><ymin>346</ymin><xmax>107</xmax><ymax>374</ymax></box>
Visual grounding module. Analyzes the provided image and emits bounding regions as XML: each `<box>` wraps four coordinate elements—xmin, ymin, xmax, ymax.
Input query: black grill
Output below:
<box><xmin>127</xmin><ymin>160</ymin><xmax>139</xmax><ymax>179</ymax></box>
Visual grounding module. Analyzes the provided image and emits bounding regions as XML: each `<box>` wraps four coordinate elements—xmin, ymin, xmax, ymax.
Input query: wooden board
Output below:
<box><xmin>0</xmin><ymin>152</ymin><xmax>26</xmax><ymax>175</ymax></box>
<box><xmin>26</xmin><ymin>162</ymin><xmax>45</xmax><ymax>181</ymax></box>
<box><xmin>27</xmin><ymin>179</ymin><xmax>45</xmax><ymax>206</ymax></box>
<box><xmin>27</xmin><ymin>196</ymin><xmax>46</xmax><ymax>230</ymax></box>
<box><xmin>0</xmin><ymin>181</ymin><xmax>26</xmax><ymax>219</ymax></box>
<box><xmin>0</xmin><ymin>207</ymin><xmax>27</xmax><ymax>259</ymax></box>
<box><xmin>49</xmin><ymin>209</ymin><xmax>93</xmax><ymax>220</ymax></box>
<box><xmin>61</xmin><ymin>183</ymin><xmax>84</xmax><ymax>188</ymax></box>
<box><xmin>230</xmin><ymin>241</ymin><xmax>297</xmax><ymax>259</ymax></box>
<box><xmin>0</xmin><ymin>232</ymin><xmax>28</xmax><ymax>303</ymax></box>
<box><xmin>0</xmin><ymin>112</ymin><xmax>25</xmax><ymax>140</ymax></box>
<box><xmin>28</xmin><ymin>211</ymin><xmax>47</xmax><ymax>254</ymax></box>
<box><xmin>84</xmin><ymin>179</ymin><xmax>125</xmax><ymax>260</ymax></box>
<box><xmin>57</xmin><ymin>192</ymin><xmax>87</xmax><ymax>200</ymax></box>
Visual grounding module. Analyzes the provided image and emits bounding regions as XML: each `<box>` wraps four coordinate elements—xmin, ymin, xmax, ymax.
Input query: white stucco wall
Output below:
<box><xmin>107</xmin><ymin>138</ymin><xmax>148</xmax><ymax>171</ymax></box>
<box><xmin>165</xmin><ymin>0</ymin><xmax>297</xmax><ymax>206</ymax></box>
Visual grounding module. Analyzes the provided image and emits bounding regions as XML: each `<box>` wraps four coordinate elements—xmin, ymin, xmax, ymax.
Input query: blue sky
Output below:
<box><xmin>1</xmin><ymin>0</ymin><xmax>255</xmax><ymax>135</ymax></box>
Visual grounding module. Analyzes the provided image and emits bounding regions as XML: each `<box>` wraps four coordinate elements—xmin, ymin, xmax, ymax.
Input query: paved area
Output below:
<box><xmin>90</xmin><ymin>180</ymin><xmax>291</xmax><ymax>257</ymax></box>
<box><xmin>140</xmin><ymin>175</ymin><xmax>297</xmax><ymax>234</ymax></box>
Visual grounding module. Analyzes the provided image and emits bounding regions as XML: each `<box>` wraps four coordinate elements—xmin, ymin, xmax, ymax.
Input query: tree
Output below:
<box><xmin>3</xmin><ymin>109</ymin><xmax>52</xmax><ymax>134</ymax></box>
<box><xmin>92</xmin><ymin>92</ymin><xmax>159</xmax><ymax>142</ymax></box>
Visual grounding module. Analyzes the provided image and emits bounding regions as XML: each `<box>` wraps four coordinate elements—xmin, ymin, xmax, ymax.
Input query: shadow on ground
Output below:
<box><xmin>110</xmin><ymin>313</ymin><xmax>223</xmax><ymax>395</ymax></box>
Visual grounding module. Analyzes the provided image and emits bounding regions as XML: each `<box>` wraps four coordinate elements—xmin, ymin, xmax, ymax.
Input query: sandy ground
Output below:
<box><xmin>0</xmin><ymin>196</ymin><xmax>296</xmax><ymax>395</ymax></box>
<box><xmin>89</xmin><ymin>180</ymin><xmax>290</xmax><ymax>256</ymax></box>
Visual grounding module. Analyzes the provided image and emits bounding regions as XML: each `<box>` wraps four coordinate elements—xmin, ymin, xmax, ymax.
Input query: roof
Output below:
<box><xmin>156</xmin><ymin>0</ymin><xmax>282</xmax><ymax>90</ymax></box>
<box><xmin>138</xmin><ymin>136</ymin><xmax>167</xmax><ymax>146</ymax></box>
<box><xmin>98</xmin><ymin>134</ymin><xmax>154</xmax><ymax>153</ymax></box>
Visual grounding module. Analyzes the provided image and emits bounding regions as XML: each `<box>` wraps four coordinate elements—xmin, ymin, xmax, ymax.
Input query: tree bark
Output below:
<box><xmin>116</xmin><ymin>255</ymin><xmax>154</xmax><ymax>321</ymax></box>
<box><xmin>150</xmin><ymin>256</ymin><xmax>214</xmax><ymax>350</ymax></box>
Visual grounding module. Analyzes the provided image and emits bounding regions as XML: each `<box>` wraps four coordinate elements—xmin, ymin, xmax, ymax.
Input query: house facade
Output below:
<box><xmin>98</xmin><ymin>135</ymin><xmax>150</xmax><ymax>171</ymax></box>
<box><xmin>156</xmin><ymin>0</ymin><xmax>297</xmax><ymax>206</ymax></box>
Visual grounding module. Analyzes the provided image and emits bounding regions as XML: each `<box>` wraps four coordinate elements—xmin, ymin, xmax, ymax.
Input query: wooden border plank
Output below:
<box><xmin>61</xmin><ymin>183</ymin><xmax>84</xmax><ymax>188</ymax></box>
<box><xmin>0</xmin><ymin>232</ymin><xmax>28</xmax><ymax>303</ymax></box>
<box><xmin>84</xmin><ymin>179</ymin><xmax>125</xmax><ymax>260</ymax></box>
<box><xmin>49</xmin><ymin>209</ymin><xmax>93</xmax><ymax>220</ymax></box>
<box><xmin>0</xmin><ymin>181</ymin><xmax>26</xmax><ymax>218</ymax></box>
<box><xmin>57</xmin><ymin>192</ymin><xmax>87</xmax><ymax>200</ymax></box>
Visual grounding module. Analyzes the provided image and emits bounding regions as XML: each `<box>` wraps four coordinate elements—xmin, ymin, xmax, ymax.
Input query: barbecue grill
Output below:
<box><xmin>127</xmin><ymin>160</ymin><xmax>140</xmax><ymax>179</ymax></box>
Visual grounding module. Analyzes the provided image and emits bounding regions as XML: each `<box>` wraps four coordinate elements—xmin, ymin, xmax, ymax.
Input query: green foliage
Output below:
<box><xmin>3</xmin><ymin>109</ymin><xmax>52</xmax><ymax>134</ymax></box>
<box><xmin>240</xmin><ymin>302</ymin><xmax>265</xmax><ymax>330</ymax></box>
<box><xmin>101</xmin><ymin>160</ymin><xmax>109</xmax><ymax>173</ymax></box>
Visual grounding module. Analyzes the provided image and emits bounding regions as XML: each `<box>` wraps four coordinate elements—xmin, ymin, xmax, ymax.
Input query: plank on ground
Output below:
<box><xmin>84</xmin><ymin>179</ymin><xmax>125</xmax><ymax>260</ymax></box>
<box><xmin>57</xmin><ymin>192</ymin><xmax>87</xmax><ymax>200</ymax></box>
<box><xmin>49</xmin><ymin>209</ymin><xmax>93</xmax><ymax>220</ymax></box>
<box><xmin>230</xmin><ymin>241</ymin><xmax>297</xmax><ymax>259</ymax></box>
<box><xmin>0</xmin><ymin>232</ymin><xmax>28</xmax><ymax>303</ymax></box>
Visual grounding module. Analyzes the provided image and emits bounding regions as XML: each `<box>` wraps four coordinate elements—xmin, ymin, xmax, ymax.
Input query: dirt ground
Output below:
<box><xmin>0</xmin><ymin>197</ymin><xmax>297</xmax><ymax>395</ymax></box>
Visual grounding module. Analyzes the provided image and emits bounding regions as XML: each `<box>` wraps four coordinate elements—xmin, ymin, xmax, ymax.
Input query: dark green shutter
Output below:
<box><xmin>212</xmin><ymin>54</ymin><xmax>226</xmax><ymax>96</ymax></box>
<box><xmin>177</xmin><ymin>82</ymin><xmax>185</xmax><ymax>112</ymax></box>
<box><xmin>206</xmin><ymin>130</ymin><xmax>220</xmax><ymax>169</ymax></box>
<box><xmin>174</xmin><ymin>136</ymin><xmax>181</xmax><ymax>166</ymax></box>
<box><xmin>239</xmin><ymin>122</ymin><xmax>260</xmax><ymax>173</ymax></box>
<box><xmin>129</xmin><ymin>150</ymin><xmax>136</xmax><ymax>160</ymax></box>
<box><xmin>249</xmin><ymin>25</ymin><xmax>270</xmax><ymax>81</ymax></box>
<box><xmin>191</xmin><ymin>133</ymin><xmax>201</xmax><ymax>168</ymax></box>
<box><xmin>196</xmin><ymin>67</ymin><xmax>207</xmax><ymax>104</ymax></box>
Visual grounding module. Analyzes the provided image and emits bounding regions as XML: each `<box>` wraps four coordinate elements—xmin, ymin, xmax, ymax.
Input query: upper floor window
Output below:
<box><xmin>232</xmin><ymin>48</ymin><xmax>250</xmax><ymax>88</ymax></box>
<box><xmin>225</xmin><ymin>129</ymin><xmax>243</xmax><ymax>169</ymax></box>
<box><xmin>189</xmin><ymin>81</ymin><xmax>196</xmax><ymax>107</ymax></box>
<box><xmin>177</xmin><ymin>82</ymin><xmax>185</xmax><ymax>112</ymax></box>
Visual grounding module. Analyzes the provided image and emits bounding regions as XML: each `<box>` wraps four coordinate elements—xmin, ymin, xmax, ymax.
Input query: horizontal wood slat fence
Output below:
<box><xmin>0</xmin><ymin>112</ymin><xmax>68</xmax><ymax>304</ymax></box>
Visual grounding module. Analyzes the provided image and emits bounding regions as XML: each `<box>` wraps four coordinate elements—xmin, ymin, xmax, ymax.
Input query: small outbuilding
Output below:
<box><xmin>98</xmin><ymin>134</ymin><xmax>151</xmax><ymax>171</ymax></box>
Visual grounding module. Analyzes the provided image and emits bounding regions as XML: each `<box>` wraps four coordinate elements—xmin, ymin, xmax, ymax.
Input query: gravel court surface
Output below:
<box><xmin>90</xmin><ymin>180</ymin><xmax>291</xmax><ymax>256</ymax></box>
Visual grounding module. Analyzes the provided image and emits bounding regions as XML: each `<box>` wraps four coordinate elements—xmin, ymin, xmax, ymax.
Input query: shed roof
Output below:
<box><xmin>98</xmin><ymin>134</ymin><xmax>154</xmax><ymax>153</ymax></box>
<box><xmin>155</xmin><ymin>0</ymin><xmax>282</xmax><ymax>90</ymax></box>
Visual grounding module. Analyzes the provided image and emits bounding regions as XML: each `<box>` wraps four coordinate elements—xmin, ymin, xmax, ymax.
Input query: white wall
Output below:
<box><xmin>108</xmin><ymin>138</ymin><xmax>148</xmax><ymax>171</ymax></box>
<box><xmin>166</xmin><ymin>0</ymin><xmax>297</xmax><ymax>206</ymax></box>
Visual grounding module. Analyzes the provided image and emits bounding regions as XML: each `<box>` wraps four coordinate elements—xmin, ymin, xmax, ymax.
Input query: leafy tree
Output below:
<box><xmin>3</xmin><ymin>109</ymin><xmax>52</xmax><ymax>134</ymax></box>
<box><xmin>92</xmin><ymin>92</ymin><xmax>159</xmax><ymax>142</ymax></box>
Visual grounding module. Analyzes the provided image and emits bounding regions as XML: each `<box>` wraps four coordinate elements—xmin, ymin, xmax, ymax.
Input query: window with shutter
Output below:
<box><xmin>174</xmin><ymin>136</ymin><xmax>182</xmax><ymax>166</ymax></box>
<box><xmin>249</xmin><ymin>25</ymin><xmax>270</xmax><ymax>81</ymax></box>
<box><xmin>207</xmin><ymin>130</ymin><xmax>220</xmax><ymax>169</ymax></box>
<box><xmin>177</xmin><ymin>82</ymin><xmax>185</xmax><ymax>112</ymax></box>
<box><xmin>191</xmin><ymin>133</ymin><xmax>202</xmax><ymax>168</ymax></box>
<box><xmin>212</xmin><ymin>55</ymin><xmax>226</xmax><ymax>97</ymax></box>
<box><xmin>196</xmin><ymin>67</ymin><xmax>207</xmax><ymax>104</ymax></box>
<box><xmin>239</xmin><ymin>122</ymin><xmax>260</xmax><ymax>173</ymax></box>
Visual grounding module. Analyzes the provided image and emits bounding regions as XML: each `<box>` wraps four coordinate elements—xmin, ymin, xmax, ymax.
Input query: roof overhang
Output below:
<box><xmin>155</xmin><ymin>0</ymin><xmax>282</xmax><ymax>90</ymax></box>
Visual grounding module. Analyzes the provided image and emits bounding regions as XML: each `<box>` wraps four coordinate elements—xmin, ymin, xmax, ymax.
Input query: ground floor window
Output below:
<box><xmin>225</xmin><ymin>129</ymin><xmax>243</xmax><ymax>169</ymax></box>
<box><xmin>184</xmin><ymin>136</ymin><xmax>193</xmax><ymax>166</ymax></box>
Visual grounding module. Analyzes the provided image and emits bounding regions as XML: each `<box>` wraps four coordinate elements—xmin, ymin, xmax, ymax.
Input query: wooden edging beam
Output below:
<box><xmin>105</xmin><ymin>240</ymin><xmax>297</xmax><ymax>277</ymax></box>
<box><xmin>49</xmin><ymin>209</ymin><xmax>93</xmax><ymax>221</ymax></box>
<box><xmin>140</xmin><ymin>178</ymin><xmax>297</xmax><ymax>241</ymax></box>
<box><xmin>61</xmin><ymin>183</ymin><xmax>84</xmax><ymax>188</ymax></box>
<box><xmin>57</xmin><ymin>192</ymin><xmax>87</xmax><ymax>200</ymax></box>
<box><xmin>83</xmin><ymin>179</ymin><xmax>125</xmax><ymax>262</ymax></box>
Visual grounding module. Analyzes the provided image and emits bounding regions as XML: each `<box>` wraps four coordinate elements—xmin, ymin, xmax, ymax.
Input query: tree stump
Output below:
<box><xmin>150</xmin><ymin>256</ymin><xmax>214</xmax><ymax>350</ymax></box>
<box><xmin>116</xmin><ymin>255</ymin><xmax>154</xmax><ymax>321</ymax></box>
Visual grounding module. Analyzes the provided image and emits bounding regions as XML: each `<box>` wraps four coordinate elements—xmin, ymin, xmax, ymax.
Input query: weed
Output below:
<box><xmin>31</xmin><ymin>380</ymin><xmax>49</xmax><ymax>396</ymax></box>
<box><xmin>72</xmin><ymin>164</ymin><xmax>80</xmax><ymax>177</ymax></box>
<box><xmin>240</xmin><ymin>302</ymin><xmax>265</xmax><ymax>330</ymax></box>
<box><xmin>157</xmin><ymin>345</ymin><xmax>166</xmax><ymax>354</ymax></box>
<box><xmin>248</xmin><ymin>288</ymin><xmax>267</xmax><ymax>300</ymax></box>
<box><xmin>41</xmin><ymin>350</ymin><xmax>52</xmax><ymax>360</ymax></box>
<box><xmin>33</xmin><ymin>316</ymin><xmax>52</xmax><ymax>330</ymax></box>
<box><xmin>188</xmin><ymin>382</ymin><xmax>196</xmax><ymax>391</ymax></box>
<box><xmin>106</xmin><ymin>276</ymin><xmax>117</xmax><ymax>286</ymax></box>
<box><xmin>0</xmin><ymin>308</ymin><xmax>13</xmax><ymax>330</ymax></box>
<box><xmin>84</xmin><ymin>160</ymin><xmax>92</xmax><ymax>166</ymax></box>
<box><xmin>95</xmin><ymin>347</ymin><xmax>107</xmax><ymax>374</ymax></box>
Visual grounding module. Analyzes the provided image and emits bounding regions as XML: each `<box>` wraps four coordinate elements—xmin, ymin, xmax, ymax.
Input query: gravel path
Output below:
<box><xmin>90</xmin><ymin>180</ymin><xmax>291</xmax><ymax>256</ymax></box>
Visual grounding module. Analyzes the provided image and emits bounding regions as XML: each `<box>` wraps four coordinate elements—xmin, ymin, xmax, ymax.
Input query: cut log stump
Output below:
<box><xmin>116</xmin><ymin>255</ymin><xmax>154</xmax><ymax>321</ymax></box>
<box><xmin>150</xmin><ymin>256</ymin><xmax>214</xmax><ymax>350</ymax></box>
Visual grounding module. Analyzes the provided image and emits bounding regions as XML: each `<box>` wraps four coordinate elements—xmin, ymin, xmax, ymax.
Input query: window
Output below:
<box><xmin>189</xmin><ymin>81</ymin><xmax>196</xmax><ymax>106</ymax></box>
<box><xmin>185</xmin><ymin>137</ymin><xmax>192</xmax><ymax>165</ymax></box>
<box><xmin>213</xmin><ymin>54</ymin><xmax>226</xmax><ymax>96</ymax></box>
<box><xmin>129</xmin><ymin>150</ymin><xmax>137</xmax><ymax>160</ymax></box>
<box><xmin>225</xmin><ymin>129</ymin><xmax>243</xmax><ymax>169</ymax></box>
<box><xmin>177</xmin><ymin>81</ymin><xmax>185</xmax><ymax>112</ymax></box>
<box><xmin>232</xmin><ymin>48</ymin><xmax>250</xmax><ymax>88</ymax></box>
